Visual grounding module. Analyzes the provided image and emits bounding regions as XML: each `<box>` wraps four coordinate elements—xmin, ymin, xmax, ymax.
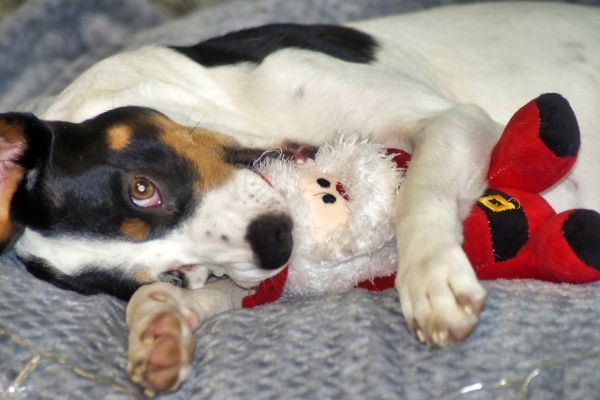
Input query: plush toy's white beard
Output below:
<box><xmin>256</xmin><ymin>134</ymin><xmax>404</xmax><ymax>294</ymax></box>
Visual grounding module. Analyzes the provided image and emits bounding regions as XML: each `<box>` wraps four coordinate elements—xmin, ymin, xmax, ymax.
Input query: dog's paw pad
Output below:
<box><xmin>129</xmin><ymin>312</ymin><xmax>194</xmax><ymax>393</ymax></box>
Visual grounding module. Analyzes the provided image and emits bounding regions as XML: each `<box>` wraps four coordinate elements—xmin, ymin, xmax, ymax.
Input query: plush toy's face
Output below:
<box><xmin>298</xmin><ymin>170</ymin><xmax>349</xmax><ymax>242</ymax></box>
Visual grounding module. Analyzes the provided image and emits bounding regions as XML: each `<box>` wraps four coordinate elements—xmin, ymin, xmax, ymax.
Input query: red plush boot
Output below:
<box><xmin>488</xmin><ymin>93</ymin><xmax>579</xmax><ymax>192</ymax></box>
<box><xmin>533</xmin><ymin>209</ymin><xmax>600</xmax><ymax>283</ymax></box>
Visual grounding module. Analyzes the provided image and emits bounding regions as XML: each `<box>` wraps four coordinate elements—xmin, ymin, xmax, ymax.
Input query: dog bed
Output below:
<box><xmin>1</xmin><ymin>0</ymin><xmax>600</xmax><ymax>398</ymax></box>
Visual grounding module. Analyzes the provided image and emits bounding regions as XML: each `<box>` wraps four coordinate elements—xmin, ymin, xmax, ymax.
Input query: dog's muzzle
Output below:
<box><xmin>245</xmin><ymin>213</ymin><xmax>294</xmax><ymax>270</ymax></box>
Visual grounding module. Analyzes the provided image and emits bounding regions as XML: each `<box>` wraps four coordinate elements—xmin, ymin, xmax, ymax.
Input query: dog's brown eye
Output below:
<box><xmin>129</xmin><ymin>177</ymin><xmax>162</xmax><ymax>208</ymax></box>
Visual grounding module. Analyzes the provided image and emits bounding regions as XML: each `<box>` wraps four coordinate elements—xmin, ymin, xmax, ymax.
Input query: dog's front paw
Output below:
<box><xmin>396</xmin><ymin>245</ymin><xmax>487</xmax><ymax>348</ymax></box>
<box><xmin>127</xmin><ymin>292</ymin><xmax>197</xmax><ymax>395</ymax></box>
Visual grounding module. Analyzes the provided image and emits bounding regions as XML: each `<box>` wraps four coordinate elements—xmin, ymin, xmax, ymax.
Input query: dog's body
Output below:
<box><xmin>1</xmin><ymin>1</ymin><xmax>599</xmax><ymax>394</ymax></box>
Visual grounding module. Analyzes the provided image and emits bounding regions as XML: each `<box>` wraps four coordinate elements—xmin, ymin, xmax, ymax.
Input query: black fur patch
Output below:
<box><xmin>21</xmin><ymin>255</ymin><xmax>140</xmax><ymax>300</ymax></box>
<box><xmin>171</xmin><ymin>24</ymin><xmax>378</xmax><ymax>67</ymax></box>
<box><xmin>10</xmin><ymin>107</ymin><xmax>198</xmax><ymax>242</ymax></box>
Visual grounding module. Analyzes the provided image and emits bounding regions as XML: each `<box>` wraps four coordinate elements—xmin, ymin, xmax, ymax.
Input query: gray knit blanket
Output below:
<box><xmin>1</xmin><ymin>0</ymin><xmax>600</xmax><ymax>398</ymax></box>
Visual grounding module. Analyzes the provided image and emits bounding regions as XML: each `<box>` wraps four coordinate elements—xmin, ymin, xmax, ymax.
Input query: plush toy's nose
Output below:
<box><xmin>245</xmin><ymin>213</ymin><xmax>294</xmax><ymax>270</ymax></box>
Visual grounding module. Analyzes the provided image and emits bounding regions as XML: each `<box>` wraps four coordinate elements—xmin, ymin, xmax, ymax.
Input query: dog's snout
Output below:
<box><xmin>245</xmin><ymin>214</ymin><xmax>293</xmax><ymax>270</ymax></box>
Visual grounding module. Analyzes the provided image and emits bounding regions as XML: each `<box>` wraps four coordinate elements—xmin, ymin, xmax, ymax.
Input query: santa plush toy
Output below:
<box><xmin>243</xmin><ymin>93</ymin><xmax>600</xmax><ymax>308</ymax></box>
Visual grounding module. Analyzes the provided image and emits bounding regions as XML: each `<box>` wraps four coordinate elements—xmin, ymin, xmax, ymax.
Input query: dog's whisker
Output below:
<box><xmin>186</xmin><ymin>119</ymin><xmax>202</xmax><ymax>136</ymax></box>
<box><xmin>257</xmin><ymin>147</ymin><xmax>285</xmax><ymax>163</ymax></box>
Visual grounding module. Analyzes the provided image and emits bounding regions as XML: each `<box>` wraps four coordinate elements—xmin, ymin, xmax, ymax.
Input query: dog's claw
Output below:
<box><xmin>416</xmin><ymin>328</ymin><xmax>425</xmax><ymax>343</ymax></box>
<box><xmin>431</xmin><ymin>330</ymin><xmax>449</xmax><ymax>347</ymax></box>
<box><xmin>142</xmin><ymin>335</ymin><xmax>154</xmax><ymax>346</ymax></box>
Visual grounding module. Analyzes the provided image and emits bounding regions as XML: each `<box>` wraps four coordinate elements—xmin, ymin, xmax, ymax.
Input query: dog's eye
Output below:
<box><xmin>129</xmin><ymin>177</ymin><xmax>162</xmax><ymax>208</ymax></box>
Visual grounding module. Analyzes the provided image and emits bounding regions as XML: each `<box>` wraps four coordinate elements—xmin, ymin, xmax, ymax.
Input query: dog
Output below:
<box><xmin>1</xmin><ymin>1</ymin><xmax>599</xmax><ymax>394</ymax></box>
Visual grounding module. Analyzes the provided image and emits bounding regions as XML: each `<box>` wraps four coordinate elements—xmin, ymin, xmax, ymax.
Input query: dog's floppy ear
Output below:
<box><xmin>0</xmin><ymin>112</ymin><xmax>53</xmax><ymax>253</ymax></box>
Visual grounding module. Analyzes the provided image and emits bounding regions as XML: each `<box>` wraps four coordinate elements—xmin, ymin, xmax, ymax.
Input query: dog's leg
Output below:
<box><xmin>394</xmin><ymin>104</ymin><xmax>499</xmax><ymax>348</ymax></box>
<box><xmin>126</xmin><ymin>279</ymin><xmax>249</xmax><ymax>394</ymax></box>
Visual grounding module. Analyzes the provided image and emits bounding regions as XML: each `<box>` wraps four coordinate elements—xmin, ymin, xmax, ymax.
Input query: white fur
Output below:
<box><xmin>28</xmin><ymin>2</ymin><xmax>600</xmax><ymax>390</ymax></box>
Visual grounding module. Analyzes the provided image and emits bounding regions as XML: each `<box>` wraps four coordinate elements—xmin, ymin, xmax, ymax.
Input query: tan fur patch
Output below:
<box><xmin>107</xmin><ymin>124</ymin><xmax>132</xmax><ymax>151</ymax></box>
<box><xmin>135</xmin><ymin>270</ymin><xmax>155</xmax><ymax>285</ymax></box>
<box><xmin>0</xmin><ymin>120</ymin><xmax>27</xmax><ymax>243</ymax></box>
<box><xmin>0</xmin><ymin>120</ymin><xmax>27</xmax><ymax>145</ymax></box>
<box><xmin>120</xmin><ymin>218</ymin><xmax>150</xmax><ymax>242</ymax></box>
<box><xmin>155</xmin><ymin>115</ymin><xmax>238</xmax><ymax>191</ymax></box>
<box><xmin>0</xmin><ymin>166</ymin><xmax>24</xmax><ymax>243</ymax></box>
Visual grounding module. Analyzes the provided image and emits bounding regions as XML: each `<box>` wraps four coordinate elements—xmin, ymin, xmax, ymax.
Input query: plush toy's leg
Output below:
<box><xmin>487</xmin><ymin>93</ymin><xmax>579</xmax><ymax>193</ymax></box>
<box><xmin>474</xmin><ymin>209</ymin><xmax>600</xmax><ymax>283</ymax></box>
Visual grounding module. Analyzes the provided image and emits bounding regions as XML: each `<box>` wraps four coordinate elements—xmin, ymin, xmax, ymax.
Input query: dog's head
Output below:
<box><xmin>0</xmin><ymin>106</ymin><xmax>293</xmax><ymax>299</ymax></box>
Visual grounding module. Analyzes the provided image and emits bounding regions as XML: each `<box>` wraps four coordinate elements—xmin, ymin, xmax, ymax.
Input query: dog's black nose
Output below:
<box><xmin>245</xmin><ymin>214</ymin><xmax>293</xmax><ymax>270</ymax></box>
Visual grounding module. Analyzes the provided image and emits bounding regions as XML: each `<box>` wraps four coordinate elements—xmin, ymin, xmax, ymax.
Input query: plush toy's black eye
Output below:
<box><xmin>322</xmin><ymin>194</ymin><xmax>337</xmax><ymax>204</ymax></box>
<box><xmin>317</xmin><ymin>178</ymin><xmax>331</xmax><ymax>188</ymax></box>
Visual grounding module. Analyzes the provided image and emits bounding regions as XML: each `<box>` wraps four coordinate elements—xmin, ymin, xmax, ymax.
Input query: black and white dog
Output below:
<box><xmin>1</xmin><ymin>2</ymin><xmax>599</xmax><ymax>393</ymax></box>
